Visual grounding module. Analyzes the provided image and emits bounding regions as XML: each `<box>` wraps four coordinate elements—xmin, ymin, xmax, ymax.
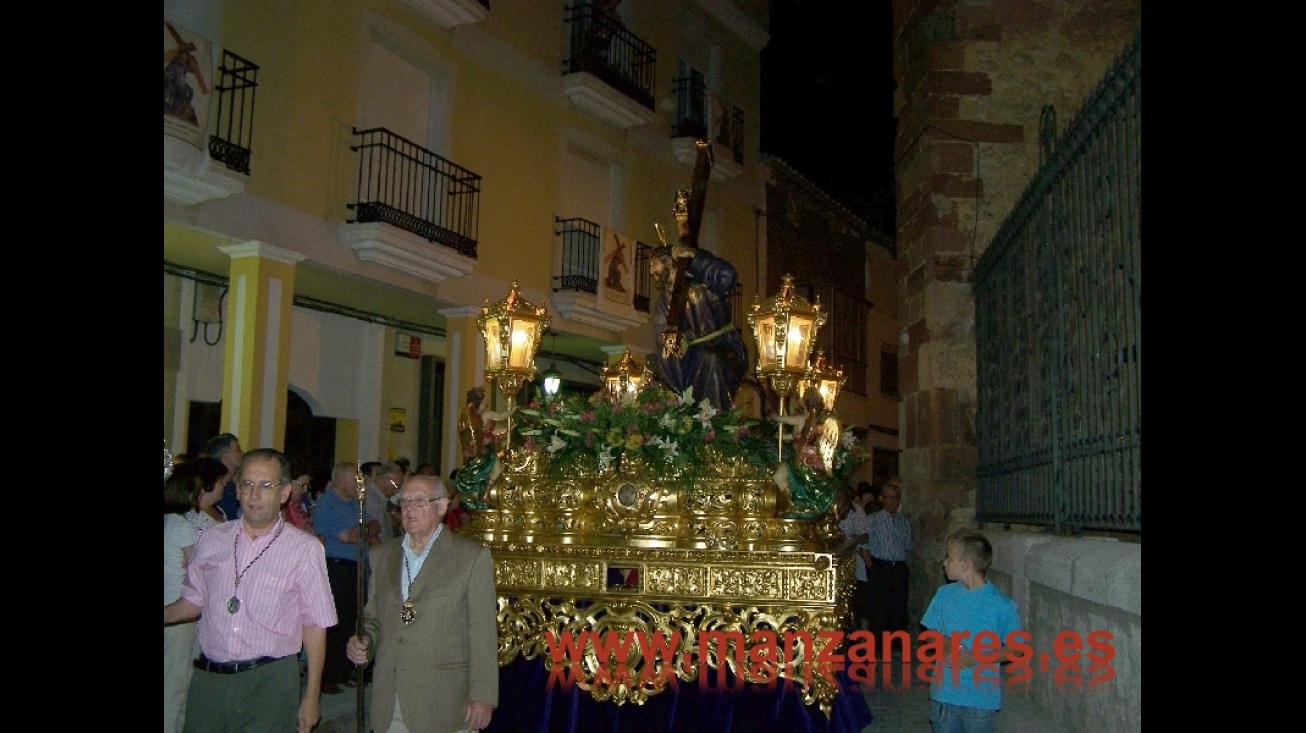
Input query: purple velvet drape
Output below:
<box><xmin>485</xmin><ymin>656</ymin><xmax>872</xmax><ymax>733</ymax></box>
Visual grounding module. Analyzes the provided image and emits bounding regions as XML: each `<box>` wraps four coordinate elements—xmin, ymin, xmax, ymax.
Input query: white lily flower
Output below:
<box><xmin>679</xmin><ymin>387</ymin><xmax>695</xmax><ymax>406</ymax></box>
<box><xmin>696</xmin><ymin>399</ymin><xmax>717</xmax><ymax>428</ymax></box>
<box><xmin>662</xmin><ymin>439</ymin><xmax>679</xmax><ymax>463</ymax></box>
<box><xmin>658</xmin><ymin>412</ymin><xmax>677</xmax><ymax>429</ymax></box>
<box><xmin>841</xmin><ymin>429</ymin><xmax>856</xmax><ymax>448</ymax></box>
<box><xmin>547</xmin><ymin>434</ymin><xmax>568</xmax><ymax>454</ymax></box>
<box><xmin>598</xmin><ymin>445</ymin><xmax>614</xmax><ymax>471</ymax></box>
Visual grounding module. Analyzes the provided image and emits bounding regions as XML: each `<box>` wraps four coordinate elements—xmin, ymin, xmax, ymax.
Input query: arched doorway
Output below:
<box><xmin>284</xmin><ymin>390</ymin><xmax>336</xmax><ymax>481</ymax></box>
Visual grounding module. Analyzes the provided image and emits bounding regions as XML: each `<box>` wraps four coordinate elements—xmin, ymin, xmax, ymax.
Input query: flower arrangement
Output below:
<box><xmin>500</xmin><ymin>383</ymin><xmax>867</xmax><ymax>484</ymax></box>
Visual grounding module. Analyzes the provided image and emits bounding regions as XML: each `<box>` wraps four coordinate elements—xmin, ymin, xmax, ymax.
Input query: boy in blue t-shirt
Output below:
<box><xmin>920</xmin><ymin>529</ymin><xmax>1021</xmax><ymax>733</ymax></box>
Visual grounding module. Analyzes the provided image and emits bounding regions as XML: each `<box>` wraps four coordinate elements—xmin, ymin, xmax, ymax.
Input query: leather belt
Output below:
<box><xmin>871</xmin><ymin>557</ymin><xmax>906</xmax><ymax>567</ymax></box>
<box><xmin>194</xmin><ymin>653</ymin><xmax>287</xmax><ymax>674</ymax></box>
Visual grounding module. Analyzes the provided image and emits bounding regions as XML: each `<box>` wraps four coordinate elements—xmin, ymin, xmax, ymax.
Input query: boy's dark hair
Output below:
<box><xmin>360</xmin><ymin>461</ymin><xmax>383</xmax><ymax>478</ymax></box>
<box><xmin>948</xmin><ymin>528</ymin><xmax>994</xmax><ymax>574</ymax></box>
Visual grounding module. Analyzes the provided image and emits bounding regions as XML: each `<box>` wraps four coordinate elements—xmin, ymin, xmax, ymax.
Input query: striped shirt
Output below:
<box><xmin>839</xmin><ymin>507</ymin><xmax>872</xmax><ymax>581</ymax></box>
<box><xmin>865</xmin><ymin>509</ymin><xmax>911</xmax><ymax>562</ymax></box>
<box><xmin>183</xmin><ymin>517</ymin><xmax>337</xmax><ymax>663</ymax></box>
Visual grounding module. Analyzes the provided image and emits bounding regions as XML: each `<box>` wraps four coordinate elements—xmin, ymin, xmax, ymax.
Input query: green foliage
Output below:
<box><xmin>505</xmin><ymin>384</ymin><xmax>867</xmax><ymax>481</ymax></box>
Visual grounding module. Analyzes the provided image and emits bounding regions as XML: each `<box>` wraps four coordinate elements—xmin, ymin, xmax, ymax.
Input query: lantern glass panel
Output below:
<box><xmin>784</xmin><ymin>319</ymin><xmax>813</xmax><ymax>369</ymax></box>
<box><xmin>758</xmin><ymin>320</ymin><xmax>777</xmax><ymax>368</ymax></box>
<box><xmin>508</xmin><ymin>322</ymin><xmax>536</xmax><ymax>368</ymax></box>
<box><xmin>483</xmin><ymin>320</ymin><xmax>503</xmax><ymax>366</ymax></box>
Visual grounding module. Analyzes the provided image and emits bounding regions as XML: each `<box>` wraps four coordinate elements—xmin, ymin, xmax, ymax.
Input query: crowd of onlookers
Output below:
<box><xmin>163</xmin><ymin>434</ymin><xmax>471</xmax><ymax>730</ymax></box>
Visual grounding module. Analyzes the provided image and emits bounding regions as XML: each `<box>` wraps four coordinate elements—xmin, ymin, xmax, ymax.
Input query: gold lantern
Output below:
<box><xmin>478</xmin><ymin>280</ymin><xmax>551</xmax><ymax>452</ymax></box>
<box><xmin>747</xmin><ymin>274</ymin><xmax>826</xmax><ymax>453</ymax></box>
<box><xmin>600</xmin><ymin>347</ymin><xmax>649</xmax><ymax>402</ymax></box>
<box><xmin>803</xmin><ymin>349</ymin><xmax>845</xmax><ymax>413</ymax></box>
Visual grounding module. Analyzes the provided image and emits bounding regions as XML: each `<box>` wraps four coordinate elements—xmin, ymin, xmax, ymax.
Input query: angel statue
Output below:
<box><xmin>454</xmin><ymin>385</ymin><xmax>512</xmax><ymax>509</ymax></box>
<box><xmin>770</xmin><ymin>386</ymin><xmax>842</xmax><ymax>519</ymax></box>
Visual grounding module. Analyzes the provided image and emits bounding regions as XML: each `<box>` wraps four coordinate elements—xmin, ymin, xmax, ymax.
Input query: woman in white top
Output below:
<box><xmin>164</xmin><ymin>463</ymin><xmax>207</xmax><ymax>732</ymax></box>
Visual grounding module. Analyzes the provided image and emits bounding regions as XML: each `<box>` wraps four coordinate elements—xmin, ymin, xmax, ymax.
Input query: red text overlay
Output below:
<box><xmin>542</xmin><ymin>629</ymin><xmax>1117</xmax><ymax>693</ymax></box>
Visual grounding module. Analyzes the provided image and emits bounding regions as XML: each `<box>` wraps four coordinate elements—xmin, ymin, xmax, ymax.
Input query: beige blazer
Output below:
<box><xmin>361</xmin><ymin>530</ymin><xmax>499</xmax><ymax>733</ymax></box>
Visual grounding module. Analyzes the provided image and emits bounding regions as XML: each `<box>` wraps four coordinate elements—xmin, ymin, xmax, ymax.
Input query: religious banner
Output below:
<box><xmin>164</xmin><ymin>18</ymin><xmax>213</xmax><ymax>150</ymax></box>
<box><xmin>599</xmin><ymin>227</ymin><xmax>633</xmax><ymax>307</ymax></box>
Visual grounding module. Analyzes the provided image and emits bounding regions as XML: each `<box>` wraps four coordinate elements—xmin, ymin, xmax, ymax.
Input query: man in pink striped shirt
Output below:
<box><xmin>164</xmin><ymin>448</ymin><xmax>337</xmax><ymax>733</ymax></box>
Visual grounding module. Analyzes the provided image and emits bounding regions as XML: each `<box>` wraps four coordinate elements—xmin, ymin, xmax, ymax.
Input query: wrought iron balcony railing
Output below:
<box><xmin>554</xmin><ymin>217</ymin><xmax>601</xmax><ymax>294</ymax></box>
<box><xmin>563</xmin><ymin>3</ymin><xmax>657</xmax><ymax>111</ymax></box>
<box><xmin>554</xmin><ymin>219</ymin><xmax>653</xmax><ymax>315</ymax></box>
<box><xmin>208</xmin><ymin>50</ymin><xmax>260</xmax><ymax>174</ymax></box>
<box><xmin>672</xmin><ymin>74</ymin><xmax>745</xmax><ymax>165</ymax></box>
<box><xmin>347</xmin><ymin>127</ymin><xmax>481</xmax><ymax>258</ymax></box>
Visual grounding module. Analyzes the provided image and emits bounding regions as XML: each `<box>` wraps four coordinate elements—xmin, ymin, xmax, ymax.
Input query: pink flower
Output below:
<box><xmin>523</xmin><ymin>437</ymin><xmax>536</xmax><ymax>451</ymax></box>
<box><xmin>704</xmin><ymin>429</ymin><xmax>716</xmax><ymax>444</ymax></box>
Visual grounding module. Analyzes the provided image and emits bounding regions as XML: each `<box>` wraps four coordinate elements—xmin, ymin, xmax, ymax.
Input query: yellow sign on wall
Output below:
<box><xmin>389</xmin><ymin>408</ymin><xmax>406</xmax><ymax>433</ymax></box>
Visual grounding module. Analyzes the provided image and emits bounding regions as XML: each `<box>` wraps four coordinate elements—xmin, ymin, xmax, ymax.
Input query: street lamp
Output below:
<box><xmin>600</xmin><ymin>346</ymin><xmax>648</xmax><ymax>402</ymax></box>
<box><xmin>747</xmin><ymin>274</ymin><xmax>826</xmax><ymax>454</ymax></box>
<box><xmin>478</xmin><ymin>280</ymin><xmax>551</xmax><ymax>453</ymax></box>
<box><xmin>542</xmin><ymin>363</ymin><xmax>562</xmax><ymax>398</ymax></box>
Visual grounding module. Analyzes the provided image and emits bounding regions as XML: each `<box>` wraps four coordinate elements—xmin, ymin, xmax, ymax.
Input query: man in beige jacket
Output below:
<box><xmin>347</xmin><ymin>474</ymin><xmax>498</xmax><ymax>732</ymax></box>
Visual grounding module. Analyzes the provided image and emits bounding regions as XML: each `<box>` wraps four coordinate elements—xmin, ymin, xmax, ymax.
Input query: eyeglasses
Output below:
<box><xmin>238</xmin><ymin>480</ymin><xmax>289</xmax><ymax>493</ymax></box>
<box><xmin>397</xmin><ymin>496</ymin><xmax>448</xmax><ymax>509</ymax></box>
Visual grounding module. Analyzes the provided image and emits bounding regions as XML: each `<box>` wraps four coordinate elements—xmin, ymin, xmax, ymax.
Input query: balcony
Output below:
<box><xmin>341</xmin><ymin>127</ymin><xmax>480</xmax><ymax>283</ymax></box>
<box><xmin>398</xmin><ymin>0</ymin><xmax>488</xmax><ymax>28</ymax></box>
<box><xmin>561</xmin><ymin>3</ymin><xmax>657</xmax><ymax>130</ymax></box>
<box><xmin>164</xmin><ymin>49</ymin><xmax>259</xmax><ymax>206</ymax></box>
<box><xmin>670</xmin><ymin>74</ymin><xmax>744</xmax><ymax>181</ymax></box>
<box><xmin>550</xmin><ymin>216</ymin><xmax>649</xmax><ymax>331</ymax></box>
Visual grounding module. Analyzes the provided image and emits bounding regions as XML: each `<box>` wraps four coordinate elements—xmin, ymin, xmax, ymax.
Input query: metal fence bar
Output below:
<box><xmin>634</xmin><ymin>241</ymin><xmax>652</xmax><ymax>313</ymax></box>
<box><xmin>974</xmin><ymin>31</ymin><xmax>1140</xmax><ymax>534</ymax></box>
<box><xmin>347</xmin><ymin>127</ymin><xmax>481</xmax><ymax>258</ymax></box>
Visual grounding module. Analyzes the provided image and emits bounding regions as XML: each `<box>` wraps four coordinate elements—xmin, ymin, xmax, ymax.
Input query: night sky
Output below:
<box><xmin>761</xmin><ymin>0</ymin><xmax>896</xmax><ymax>232</ymax></box>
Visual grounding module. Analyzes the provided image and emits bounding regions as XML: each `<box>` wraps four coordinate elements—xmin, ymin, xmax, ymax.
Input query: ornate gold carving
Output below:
<box><xmin>468</xmin><ymin>445</ymin><xmax>852</xmax><ymax>717</ymax></box>
<box><xmin>494</xmin><ymin>595</ymin><xmax>845</xmax><ymax>717</ymax></box>
<box><xmin>711</xmin><ymin>567</ymin><xmax>784</xmax><ymax>598</ymax></box>
<box><xmin>788</xmin><ymin>569</ymin><xmax>832</xmax><ymax>601</ymax></box>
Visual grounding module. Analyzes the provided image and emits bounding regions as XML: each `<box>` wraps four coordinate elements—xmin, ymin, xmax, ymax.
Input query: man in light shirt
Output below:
<box><xmin>164</xmin><ymin>448</ymin><xmax>337</xmax><ymax>733</ymax></box>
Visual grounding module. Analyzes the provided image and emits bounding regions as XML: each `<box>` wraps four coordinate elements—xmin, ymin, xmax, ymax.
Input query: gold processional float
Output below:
<box><xmin>453</xmin><ymin>140</ymin><xmax>865</xmax><ymax>719</ymax></box>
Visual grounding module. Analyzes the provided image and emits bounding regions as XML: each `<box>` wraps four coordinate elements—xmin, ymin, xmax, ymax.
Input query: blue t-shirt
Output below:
<box><xmin>921</xmin><ymin>580</ymin><xmax>1021</xmax><ymax>711</ymax></box>
<box><xmin>314</xmin><ymin>487</ymin><xmax>364</xmax><ymax>562</ymax></box>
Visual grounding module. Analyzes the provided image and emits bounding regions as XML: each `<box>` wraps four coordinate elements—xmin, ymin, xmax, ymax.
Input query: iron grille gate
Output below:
<box><xmin>974</xmin><ymin>31</ymin><xmax>1141</xmax><ymax>534</ymax></box>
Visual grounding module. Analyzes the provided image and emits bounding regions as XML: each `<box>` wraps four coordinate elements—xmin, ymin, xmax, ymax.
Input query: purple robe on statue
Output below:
<box><xmin>653</xmin><ymin>249</ymin><xmax>748</xmax><ymax>411</ymax></box>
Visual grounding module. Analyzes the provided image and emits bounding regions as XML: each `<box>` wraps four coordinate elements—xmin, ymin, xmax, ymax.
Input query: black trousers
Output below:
<box><xmin>867</xmin><ymin>561</ymin><xmax>910</xmax><ymax>637</ymax></box>
<box><xmin>324</xmin><ymin>558</ymin><xmax>358</xmax><ymax>686</ymax></box>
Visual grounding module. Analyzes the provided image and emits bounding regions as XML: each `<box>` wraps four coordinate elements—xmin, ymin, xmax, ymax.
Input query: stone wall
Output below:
<box><xmin>987</xmin><ymin>531</ymin><xmax>1141</xmax><ymax>732</ymax></box>
<box><xmin>889</xmin><ymin>0</ymin><xmax>1142</xmax><ymax>628</ymax></box>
